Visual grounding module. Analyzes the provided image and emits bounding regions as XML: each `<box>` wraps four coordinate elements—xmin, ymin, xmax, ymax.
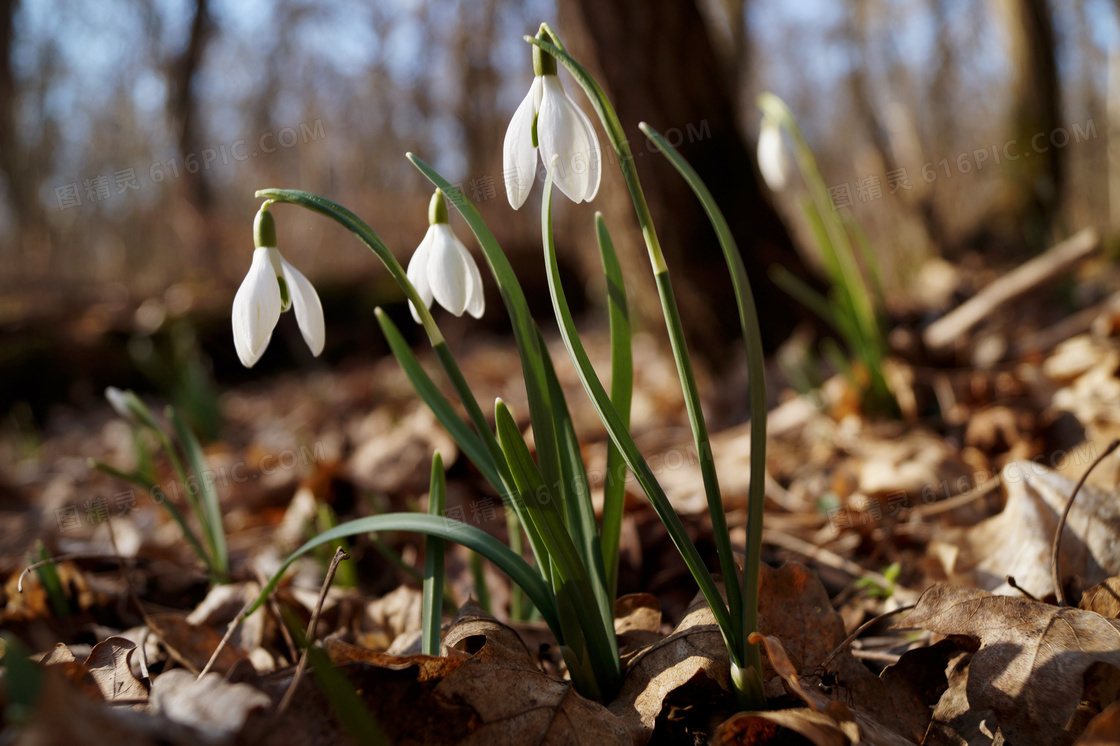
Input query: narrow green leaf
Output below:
<box><xmin>639</xmin><ymin>124</ymin><xmax>769</xmax><ymax>708</ymax></box>
<box><xmin>305</xmin><ymin>644</ymin><xmax>389</xmax><ymax>744</ymax></box>
<box><xmin>538</xmin><ymin>334</ymin><xmax>611</xmax><ymax>624</ymax></box>
<box><xmin>1</xmin><ymin>633</ymin><xmax>42</xmax><ymax>725</ymax></box>
<box><xmin>34</xmin><ymin>541</ymin><xmax>68</xmax><ymax>618</ymax></box>
<box><xmin>594</xmin><ymin>214</ymin><xmax>632</xmax><ymax>602</ymax></box>
<box><xmin>494</xmin><ymin>400</ymin><xmax>619</xmax><ymax>700</ymax></box>
<box><xmin>374</xmin><ymin>308</ymin><xmax>501</xmax><ymax>490</ymax></box>
<box><xmin>469</xmin><ymin>551</ymin><xmax>493</xmax><ymax>614</ymax></box>
<box><xmin>537</xmin><ymin>158</ymin><xmax>736</xmax><ymax>653</ymax></box>
<box><xmin>169</xmin><ymin>407</ymin><xmax>229</xmax><ymax>579</ymax></box>
<box><xmin>422</xmin><ymin>453</ymin><xmax>446</xmax><ymax>656</ymax></box>
<box><xmin>253</xmin><ymin>190</ymin><xmax>549</xmax><ymax>580</ymax></box>
<box><xmin>769</xmin><ymin>265</ymin><xmax>837</xmax><ymax>334</ymax></box>
<box><xmin>404</xmin><ymin>156</ymin><xmax>567</xmax><ymax>541</ymax></box>
<box><xmin>247</xmin><ymin>513</ymin><xmax>561</xmax><ymax>643</ymax></box>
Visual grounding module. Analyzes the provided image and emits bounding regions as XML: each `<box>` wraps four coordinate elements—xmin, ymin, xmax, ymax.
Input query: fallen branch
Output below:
<box><xmin>923</xmin><ymin>228</ymin><xmax>1100</xmax><ymax>352</ymax></box>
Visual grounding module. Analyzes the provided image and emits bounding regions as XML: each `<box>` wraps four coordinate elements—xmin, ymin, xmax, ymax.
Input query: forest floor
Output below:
<box><xmin>3</xmin><ymin>239</ymin><xmax>1120</xmax><ymax>745</ymax></box>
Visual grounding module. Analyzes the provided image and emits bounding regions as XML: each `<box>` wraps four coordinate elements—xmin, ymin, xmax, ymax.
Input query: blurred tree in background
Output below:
<box><xmin>0</xmin><ymin>0</ymin><xmax>1114</xmax><ymax>422</ymax></box>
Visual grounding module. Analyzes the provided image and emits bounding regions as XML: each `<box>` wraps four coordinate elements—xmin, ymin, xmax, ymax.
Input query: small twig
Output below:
<box><xmin>18</xmin><ymin>552</ymin><xmax>129</xmax><ymax>592</ymax></box>
<box><xmin>197</xmin><ymin>597</ymin><xmax>256</xmax><ymax>679</ymax></box>
<box><xmin>1051</xmin><ymin>439</ymin><xmax>1120</xmax><ymax>606</ymax></box>
<box><xmin>1006</xmin><ymin>575</ymin><xmax>1039</xmax><ymax>602</ymax></box>
<box><xmin>253</xmin><ymin>566</ymin><xmax>299</xmax><ymax>665</ymax></box>
<box><xmin>923</xmin><ymin>227</ymin><xmax>1099</xmax><ymax>351</ymax></box>
<box><xmin>762</xmin><ymin>528</ymin><xmax>920</xmax><ymax>604</ymax></box>
<box><xmin>911</xmin><ymin>477</ymin><xmax>1002</xmax><ymax>518</ymax></box>
<box><xmin>819</xmin><ymin>604</ymin><xmax>915</xmax><ymax>671</ymax></box>
<box><xmin>850</xmin><ymin>649</ymin><xmax>902</xmax><ymax>664</ymax></box>
<box><xmin>276</xmin><ymin>547</ymin><xmax>349</xmax><ymax>717</ymax></box>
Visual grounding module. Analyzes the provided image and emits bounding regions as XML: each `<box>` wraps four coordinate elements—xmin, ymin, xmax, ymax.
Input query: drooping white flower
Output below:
<box><xmin>104</xmin><ymin>386</ymin><xmax>134</xmax><ymax>421</ymax></box>
<box><xmin>232</xmin><ymin>205</ymin><xmax>324</xmax><ymax>367</ymax></box>
<box><xmin>757</xmin><ymin>118</ymin><xmax>788</xmax><ymax>192</ymax></box>
<box><xmin>503</xmin><ymin>29</ymin><xmax>601</xmax><ymax>209</ymax></box>
<box><xmin>407</xmin><ymin>189</ymin><xmax>485</xmax><ymax>323</ymax></box>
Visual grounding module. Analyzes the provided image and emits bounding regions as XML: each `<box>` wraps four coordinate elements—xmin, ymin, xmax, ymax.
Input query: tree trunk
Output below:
<box><xmin>557</xmin><ymin>0</ymin><xmax>817</xmax><ymax>358</ymax></box>
<box><xmin>989</xmin><ymin>0</ymin><xmax>1062</xmax><ymax>254</ymax></box>
<box><xmin>166</xmin><ymin>0</ymin><xmax>216</xmax><ymax>270</ymax></box>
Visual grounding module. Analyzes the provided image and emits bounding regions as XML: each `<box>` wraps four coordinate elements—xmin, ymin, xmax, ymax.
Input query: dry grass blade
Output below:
<box><xmin>1052</xmin><ymin>439</ymin><xmax>1120</xmax><ymax>605</ymax></box>
<box><xmin>276</xmin><ymin>546</ymin><xmax>351</xmax><ymax>716</ymax></box>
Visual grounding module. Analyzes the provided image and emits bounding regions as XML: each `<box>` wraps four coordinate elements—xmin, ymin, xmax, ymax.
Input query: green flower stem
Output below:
<box><xmin>422</xmin><ymin>453</ymin><xmax>446</xmax><ymax>656</ymax></box>
<box><xmin>539</xmin><ymin>158</ymin><xmax>737</xmax><ymax>654</ymax></box>
<box><xmin>757</xmin><ymin>94</ymin><xmax>876</xmax><ymax>344</ymax></box>
<box><xmin>255</xmin><ymin>189</ymin><xmax>445</xmax><ymax>347</ymax></box>
<box><xmin>401</xmin><ymin>158</ymin><xmax>567</xmax><ymax>530</ymax></box>
<box><xmin>258</xmin><ymin>190</ymin><xmax>553</xmax><ymax>593</ymax></box>
<box><xmin>640</xmin><ymin>124</ymin><xmax>768</xmax><ymax>709</ymax></box>
<box><xmin>528</xmin><ymin>29</ymin><xmax>744</xmax><ymax>645</ymax></box>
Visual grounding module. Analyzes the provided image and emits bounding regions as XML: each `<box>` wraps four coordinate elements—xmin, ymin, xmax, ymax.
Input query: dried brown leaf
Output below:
<box><xmin>40</xmin><ymin>642</ymin><xmax>76</xmax><ymax>665</ymax></box>
<box><xmin>608</xmin><ymin>583</ymin><xmax>730</xmax><ymax>743</ymax></box>
<box><xmin>614</xmin><ymin>593</ymin><xmax>662</xmax><ymax>659</ymax></box>
<box><xmin>921</xmin><ymin>651</ymin><xmax>995</xmax><ymax>746</ymax></box>
<box><xmin>614</xmin><ymin>593</ymin><xmax>661</xmax><ymax>635</ymax></box>
<box><xmin>898</xmin><ymin>583</ymin><xmax>1120</xmax><ymax>744</ymax></box>
<box><xmin>150</xmin><ymin>669</ymin><xmax>271</xmax><ymax>742</ymax></box>
<box><xmin>314</xmin><ymin>600</ymin><xmax>628</xmax><ymax>745</ymax></box>
<box><xmin>750</xmin><ymin>632</ymin><xmax>817</xmax><ymax>709</ymax></box>
<box><xmin>932</xmin><ymin>461</ymin><xmax>1120</xmax><ymax>599</ymax></box>
<box><xmin>1075</xmin><ymin>700</ymin><xmax>1120</xmax><ymax>745</ymax></box>
<box><xmin>714</xmin><ymin>708</ymin><xmax>850</xmax><ymax>746</ymax></box>
<box><xmin>148</xmin><ymin>612</ymin><xmax>248</xmax><ymax>675</ymax></box>
<box><xmin>1081</xmin><ymin>578</ymin><xmax>1120</xmax><ymax>618</ymax></box>
<box><xmin>84</xmin><ymin>637</ymin><xmax>148</xmax><ymax>707</ymax></box>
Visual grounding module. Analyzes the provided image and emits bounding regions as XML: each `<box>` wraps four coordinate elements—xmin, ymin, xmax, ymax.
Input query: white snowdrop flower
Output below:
<box><xmin>104</xmin><ymin>386</ymin><xmax>134</xmax><ymax>421</ymax></box>
<box><xmin>232</xmin><ymin>205</ymin><xmax>324</xmax><ymax>368</ymax></box>
<box><xmin>503</xmin><ymin>27</ymin><xmax>601</xmax><ymax>209</ymax></box>
<box><xmin>757</xmin><ymin>118</ymin><xmax>788</xmax><ymax>192</ymax></box>
<box><xmin>406</xmin><ymin>189</ymin><xmax>485</xmax><ymax>323</ymax></box>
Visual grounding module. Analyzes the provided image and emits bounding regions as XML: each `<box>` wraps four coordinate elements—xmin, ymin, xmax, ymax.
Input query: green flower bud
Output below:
<box><xmin>429</xmin><ymin>188</ymin><xmax>449</xmax><ymax>225</ymax></box>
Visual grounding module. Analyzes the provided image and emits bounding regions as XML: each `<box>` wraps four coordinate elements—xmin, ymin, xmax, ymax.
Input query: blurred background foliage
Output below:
<box><xmin>0</xmin><ymin>0</ymin><xmax>1115</xmax><ymax>428</ymax></box>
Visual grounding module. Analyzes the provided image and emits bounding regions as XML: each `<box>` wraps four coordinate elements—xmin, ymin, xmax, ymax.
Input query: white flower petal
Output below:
<box><xmin>503</xmin><ymin>76</ymin><xmax>543</xmax><ymax>210</ymax></box>
<box><xmin>538</xmin><ymin>75</ymin><xmax>596</xmax><ymax>204</ymax></box>
<box><xmin>407</xmin><ymin>228</ymin><xmax>435</xmax><ymax>324</ymax></box>
<box><xmin>427</xmin><ymin>224</ymin><xmax>471</xmax><ymax>316</ymax></box>
<box><xmin>104</xmin><ymin>386</ymin><xmax>132</xmax><ymax>420</ymax></box>
<box><xmin>571</xmin><ymin>99</ymin><xmax>602</xmax><ymax>202</ymax></box>
<box><xmin>232</xmin><ymin>247</ymin><xmax>282</xmax><ymax>367</ymax></box>
<box><xmin>757</xmin><ymin>121</ymin><xmax>787</xmax><ymax>192</ymax></box>
<box><xmin>460</xmin><ymin>237</ymin><xmax>485</xmax><ymax>319</ymax></box>
<box><xmin>279</xmin><ymin>254</ymin><xmax>325</xmax><ymax>357</ymax></box>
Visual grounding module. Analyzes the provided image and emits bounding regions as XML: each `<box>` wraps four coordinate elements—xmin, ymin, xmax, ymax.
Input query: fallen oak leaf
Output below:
<box><xmin>614</xmin><ymin>593</ymin><xmax>662</xmax><ymax>660</ymax></box>
<box><xmin>608</xmin><ymin>582</ymin><xmax>732</xmax><ymax>744</ymax></box>
<box><xmin>896</xmin><ymin>583</ymin><xmax>1120</xmax><ymax>745</ymax></box>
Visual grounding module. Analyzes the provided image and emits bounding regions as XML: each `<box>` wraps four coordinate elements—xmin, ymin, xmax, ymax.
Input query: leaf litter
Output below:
<box><xmin>4</xmin><ymin>311</ymin><xmax>1120</xmax><ymax>744</ymax></box>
